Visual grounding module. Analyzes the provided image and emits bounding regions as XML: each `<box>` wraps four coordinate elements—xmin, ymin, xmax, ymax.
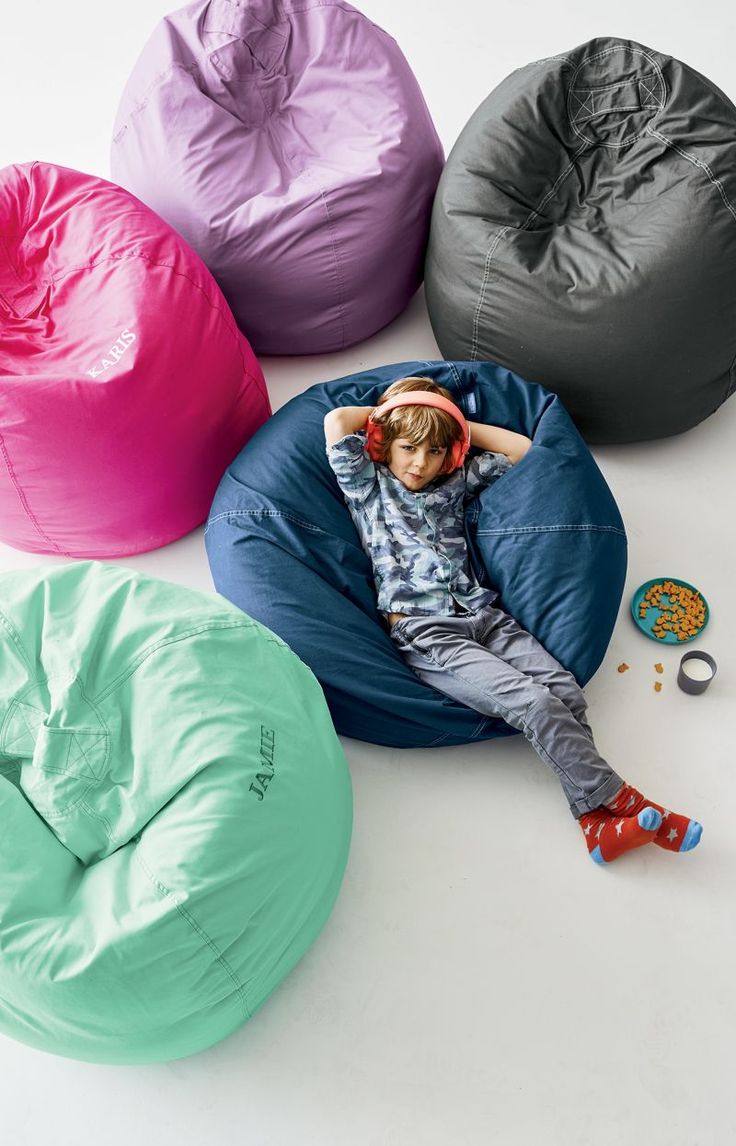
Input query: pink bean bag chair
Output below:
<box><xmin>110</xmin><ymin>0</ymin><xmax>444</xmax><ymax>355</ymax></box>
<box><xmin>0</xmin><ymin>162</ymin><xmax>269</xmax><ymax>558</ymax></box>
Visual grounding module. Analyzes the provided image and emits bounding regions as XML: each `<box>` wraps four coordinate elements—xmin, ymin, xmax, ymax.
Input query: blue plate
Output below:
<box><xmin>630</xmin><ymin>578</ymin><xmax>709</xmax><ymax>644</ymax></box>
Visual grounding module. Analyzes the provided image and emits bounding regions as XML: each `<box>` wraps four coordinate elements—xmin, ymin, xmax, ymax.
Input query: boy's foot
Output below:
<box><xmin>579</xmin><ymin>797</ymin><xmax>661</xmax><ymax>864</ymax></box>
<box><xmin>607</xmin><ymin>784</ymin><xmax>703</xmax><ymax>854</ymax></box>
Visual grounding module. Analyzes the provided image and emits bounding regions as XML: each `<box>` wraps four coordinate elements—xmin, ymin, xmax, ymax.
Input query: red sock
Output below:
<box><xmin>608</xmin><ymin>784</ymin><xmax>703</xmax><ymax>853</ymax></box>
<box><xmin>579</xmin><ymin>785</ymin><xmax>661</xmax><ymax>863</ymax></box>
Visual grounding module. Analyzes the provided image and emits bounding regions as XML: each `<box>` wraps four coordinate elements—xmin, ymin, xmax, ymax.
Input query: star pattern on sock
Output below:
<box><xmin>579</xmin><ymin>793</ymin><xmax>661</xmax><ymax>864</ymax></box>
<box><xmin>581</xmin><ymin>783</ymin><xmax>703</xmax><ymax>861</ymax></box>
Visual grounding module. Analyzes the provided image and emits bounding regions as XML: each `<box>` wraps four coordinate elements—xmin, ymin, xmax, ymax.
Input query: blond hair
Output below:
<box><xmin>372</xmin><ymin>377</ymin><xmax>461</xmax><ymax>461</ymax></box>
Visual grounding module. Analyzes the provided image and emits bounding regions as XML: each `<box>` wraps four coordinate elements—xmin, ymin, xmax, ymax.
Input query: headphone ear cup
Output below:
<box><xmin>442</xmin><ymin>440</ymin><xmax>465</xmax><ymax>473</ymax></box>
<box><xmin>365</xmin><ymin>418</ymin><xmax>384</xmax><ymax>461</ymax></box>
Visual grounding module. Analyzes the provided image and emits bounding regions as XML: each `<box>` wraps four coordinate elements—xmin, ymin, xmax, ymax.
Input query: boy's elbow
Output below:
<box><xmin>324</xmin><ymin>409</ymin><xmax>344</xmax><ymax>445</ymax></box>
<box><xmin>508</xmin><ymin>436</ymin><xmax>533</xmax><ymax>465</ymax></box>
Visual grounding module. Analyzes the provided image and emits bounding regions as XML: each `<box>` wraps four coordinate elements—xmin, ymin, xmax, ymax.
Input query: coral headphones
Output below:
<box><xmin>365</xmin><ymin>391</ymin><xmax>471</xmax><ymax>473</ymax></box>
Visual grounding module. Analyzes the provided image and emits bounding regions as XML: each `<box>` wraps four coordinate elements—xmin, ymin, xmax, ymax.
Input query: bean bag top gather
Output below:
<box><xmin>0</xmin><ymin>161</ymin><xmax>269</xmax><ymax>558</ymax></box>
<box><xmin>0</xmin><ymin>563</ymin><xmax>352</xmax><ymax>1064</ymax></box>
<box><xmin>111</xmin><ymin>0</ymin><xmax>444</xmax><ymax>355</ymax></box>
<box><xmin>425</xmin><ymin>36</ymin><xmax>736</xmax><ymax>444</ymax></box>
<box><xmin>206</xmin><ymin>361</ymin><xmax>627</xmax><ymax>749</ymax></box>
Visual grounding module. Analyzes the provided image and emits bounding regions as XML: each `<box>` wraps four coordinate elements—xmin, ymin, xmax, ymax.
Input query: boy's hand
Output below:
<box><xmin>324</xmin><ymin>406</ymin><xmax>374</xmax><ymax>447</ymax></box>
<box><xmin>467</xmin><ymin>420</ymin><xmax>532</xmax><ymax>465</ymax></box>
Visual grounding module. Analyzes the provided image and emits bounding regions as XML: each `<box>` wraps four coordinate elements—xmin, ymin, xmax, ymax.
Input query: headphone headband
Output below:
<box><xmin>366</xmin><ymin>390</ymin><xmax>470</xmax><ymax>473</ymax></box>
<box><xmin>373</xmin><ymin>391</ymin><xmax>470</xmax><ymax>445</ymax></box>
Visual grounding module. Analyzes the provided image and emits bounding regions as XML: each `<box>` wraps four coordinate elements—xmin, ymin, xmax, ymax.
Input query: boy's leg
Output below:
<box><xmin>392</xmin><ymin>607</ymin><xmax>622</xmax><ymax>816</ymax></box>
<box><xmin>473</xmin><ymin>605</ymin><xmax>595</xmax><ymax>740</ymax></box>
<box><xmin>470</xmin><ymin>605</ymin><xmax>701</xmax><ymax>855</ymax></box>
<box><xmin>392</xmin><ymin>607</ymin><xmax>699</xmax><ymax>860</ymax></box>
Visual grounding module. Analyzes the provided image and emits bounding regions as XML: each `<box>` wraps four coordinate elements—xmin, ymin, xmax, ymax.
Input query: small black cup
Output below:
<box><xmin>677</xmin><ymin>651</ymin><xmax>717</xmax><ymax>695</ymax></box>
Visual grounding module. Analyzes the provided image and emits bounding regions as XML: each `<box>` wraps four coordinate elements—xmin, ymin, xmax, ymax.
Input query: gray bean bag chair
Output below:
<box><xmin>425</xmin><ymin>37</ymin><xmax>736</xmax><ymax>443</ymax></box>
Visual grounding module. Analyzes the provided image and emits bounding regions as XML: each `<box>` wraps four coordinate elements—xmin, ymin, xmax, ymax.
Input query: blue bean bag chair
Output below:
<box><xmin>206</xmin><ymin>361</ymin><xmax>627</xmax><ymax>748</ymax></box>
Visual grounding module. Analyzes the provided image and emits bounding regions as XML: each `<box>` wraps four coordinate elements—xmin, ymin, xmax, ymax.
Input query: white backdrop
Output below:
<box><xmin>1</xmin><ymin>3</ymin><xmax>735</xmax><ymax>1144</ymax></box>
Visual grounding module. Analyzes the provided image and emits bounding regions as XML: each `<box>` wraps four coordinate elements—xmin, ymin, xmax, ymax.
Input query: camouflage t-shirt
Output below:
<box><xmin>327</xmin><ymin>432</ymin><xmax>512</xmax><ymax>617</ymax></box>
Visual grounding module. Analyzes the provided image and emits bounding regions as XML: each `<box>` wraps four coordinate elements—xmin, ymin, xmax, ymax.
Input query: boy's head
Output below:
<box><xmin>370</xmin><ymin>377</ymin><xmax>465</xmax><ymax>491</ymax></box>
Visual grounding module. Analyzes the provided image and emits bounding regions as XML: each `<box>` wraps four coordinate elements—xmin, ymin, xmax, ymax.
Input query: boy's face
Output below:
<box><xmin>387</xmin><ymin>437</ymin><xmax>448</xmax><ymax>490</ymax></box>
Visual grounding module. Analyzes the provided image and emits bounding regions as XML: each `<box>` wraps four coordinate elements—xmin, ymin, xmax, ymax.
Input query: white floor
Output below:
<box><xmin>2</xmin><ymin>2</ymin><xmax>735</xmax><ymax>1143</ymax></box>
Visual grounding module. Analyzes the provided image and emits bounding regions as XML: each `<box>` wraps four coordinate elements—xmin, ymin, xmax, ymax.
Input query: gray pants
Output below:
<box><xmin>390</xmin><ymin>603</ymin><xmax>624</xmax><ymax>818</ymax></box>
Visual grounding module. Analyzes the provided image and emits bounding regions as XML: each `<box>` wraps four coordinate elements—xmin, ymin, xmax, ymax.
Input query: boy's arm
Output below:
<box><xmin>467</xmin><ymin>420</ymin><xmax>532</xmax><ymax>465</ymax></box>
<box><xmin>324</xmin><ymin>406</ymin><xmax>374</xmax><ymax>447</ymax></box>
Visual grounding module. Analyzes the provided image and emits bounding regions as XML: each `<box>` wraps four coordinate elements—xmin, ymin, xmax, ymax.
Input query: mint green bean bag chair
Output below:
<box><xmin>0</xmin><ymin>563</ymin><xmax>352</xmax><ymax>1063</ymax></box>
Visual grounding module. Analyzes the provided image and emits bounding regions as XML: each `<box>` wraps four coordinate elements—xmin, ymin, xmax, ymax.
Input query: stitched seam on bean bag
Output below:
<box><xmin>205</xmin><ymin>508</ymin><xmax>328</xmax><ymax>535</ymax></box>
<box><xmin>318</xmin><ymin>185</ymin><xmax>348</xmax><ymax>347</ymax></box>
<box><xmin>37</xmin><ymin>786</ymin><xmax>103</xmax><ymax>820</ymax></box>
<box><xmin>728</xmin><ymin>350</ymin><xmax>736</xmax><ymax>401</ymax></box>
<box><xmin>444</xmin><ymin>360</ymin><xmax>474</xmax><ymax>406</ymax></box>
<box><xmin>475</xmin><ymin>524</ymin><xmax>627</xmax><ymax>537</ymax></box>
<box><xmin>470</xmin><ymin>229</ymin><xmax>509</xmax><ymax>362</ymax></box>
<box><xmin>0</xmin><ymin>432</ymin><xmax>69</xmax><ymax>555</ymax></box>
<box><xmin>0</xmin><ymin>608</ymin><xmax>33</xmax><ymax>671</ymax></box>
<box><xmin>423</xmin><ymin>731</ymin><xmax>451</xmax><ymax>747</ymax></box>
<box><xmin>113</xmin><ymin>63</ymin><xmax>202</xmax><ymax>140</ymax></box>
<box><xmin>1</xmin><ymin>684</ymin><xmax>113</xmax><ymax>827</ymax></box>
<box><xmin>470</xmin><ymin>141</ymin><xmax>589</xmax><ymax>361</ymax></box>
<box><xmin>92</xmin><ymin>620</ymin><xmax>256</xmax><ymax>705</ymax></box>
<box><xmin>568</xmin><ymin>46</ymin><xmax>666</xmax><ymax>148</ymax></box>
<box><xmin>647</xmin><ymin>126</ymin><xmax>736</xmax><ymax>223</ymax></box>
<box><xmin>535</xmin><ymin>54</ymin><xmax>575</xmax><ymax>67</ymax></box>
<box><xmin>36</xmin><ymin>730</ymin><xmax>110</xmax><ymax>781</ymax></box>
<box><xmin>287</xmin><ymin>3</ymin><xmax>359</xmax><ymax>16</ymax></box>
<box><xmin>133</xmin><ymin>846</ymin><xmax>251</xmax><ymax>1021</ymax></box>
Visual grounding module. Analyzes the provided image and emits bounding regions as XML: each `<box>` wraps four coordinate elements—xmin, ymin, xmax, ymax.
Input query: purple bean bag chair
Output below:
<box><xmin>111</xmin><ymin>0</ymin><xmax>444</xmax><ymax>355</ymax></box>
